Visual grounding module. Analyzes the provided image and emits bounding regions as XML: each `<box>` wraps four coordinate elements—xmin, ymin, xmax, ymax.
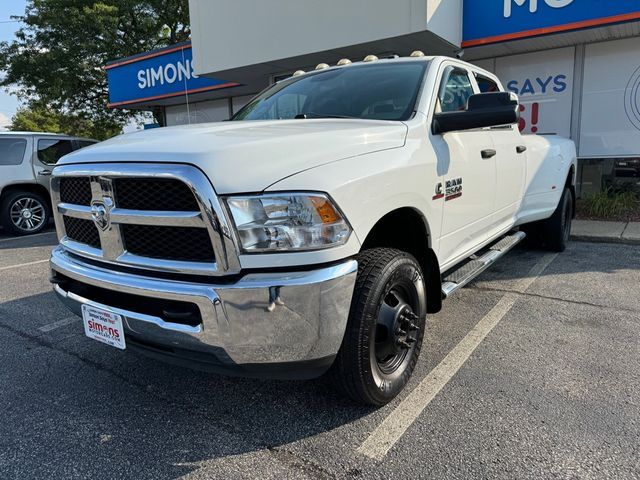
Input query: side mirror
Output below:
<box><xmin>433</xmin><ymin>92</ymin><xmax>520</xmax><ymax>135</ymax></box>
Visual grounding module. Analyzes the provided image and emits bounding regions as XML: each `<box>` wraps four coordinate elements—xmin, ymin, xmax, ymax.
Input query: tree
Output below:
<box><xmin>0</xmin><ymin>0</ymin><xmax>190</xmax><ymax>138</ymax></box>
<box><xmin>10</xmin><ymin>103</ymin><xmax>122</xmax><ymax>140</ymax></box>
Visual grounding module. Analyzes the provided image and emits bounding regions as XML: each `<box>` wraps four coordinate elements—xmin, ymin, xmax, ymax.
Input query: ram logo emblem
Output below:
<box><xmin>91</xmin><ymin>198</ymin><xmax>113</xmax><ymax>231</ymax></box>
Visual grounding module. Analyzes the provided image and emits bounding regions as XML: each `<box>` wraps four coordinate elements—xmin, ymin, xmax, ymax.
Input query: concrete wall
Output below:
<box><xmin>427</xmin><ymin>0</ymin><xmax>462</xmax><ymax>47</ymax></box>
<box><xmin>189</xmin><ymin>0</ymin><xmax>461</xmax><ymax>75</ymax></box>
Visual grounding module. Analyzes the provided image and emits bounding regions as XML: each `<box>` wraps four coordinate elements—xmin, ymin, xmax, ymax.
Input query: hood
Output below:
<box><xmin>60</xmin><ymin>119</ymin><xmax>408</xmax><ymax>193</ymax></box>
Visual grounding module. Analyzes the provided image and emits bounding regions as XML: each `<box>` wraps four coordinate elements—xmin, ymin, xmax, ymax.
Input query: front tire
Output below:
<box><xmin>1</xmin><ymin>191</ymin><xmax>50</xmax><ymax>236</ymax></box>
<box><xmin>330</xmin><ymin>248</ymin><xmax>427</xmax><ymax>406</ymax></box>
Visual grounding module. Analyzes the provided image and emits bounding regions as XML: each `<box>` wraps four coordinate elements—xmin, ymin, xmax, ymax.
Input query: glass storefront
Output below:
<box><xmin>579</xmin><ymin>158</ymin><xmax>640</xmax><ymax>196</ymax></box>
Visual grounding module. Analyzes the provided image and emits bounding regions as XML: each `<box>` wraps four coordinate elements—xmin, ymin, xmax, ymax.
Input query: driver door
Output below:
<box><xmin>430</xmin><ymin>65</ymin><xmax>497</xmax><ymax>267</ymax></box>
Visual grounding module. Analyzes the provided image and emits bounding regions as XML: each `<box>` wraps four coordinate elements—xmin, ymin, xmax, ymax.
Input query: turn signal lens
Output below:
<box><xmin>310</xmin><ymin>196</ymin><xmax>340</xmax><ymax>223</ymax></box>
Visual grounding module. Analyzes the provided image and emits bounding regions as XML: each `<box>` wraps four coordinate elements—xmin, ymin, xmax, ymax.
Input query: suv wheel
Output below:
<box><xmin>330</xmin><ymin>248</ymin><xmax>427</xmax><ymax>406</ymax></box>
<box><xmin>1</xmin><ymin>191</ymin><xmax>50</xmax><ymax>236</ymax></box>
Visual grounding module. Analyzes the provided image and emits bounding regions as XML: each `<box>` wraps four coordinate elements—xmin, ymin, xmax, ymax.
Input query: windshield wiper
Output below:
<box><xmin>295</xmin><ymin>112</ymin><xmax>356</xmax><ymax>119</ymax></box>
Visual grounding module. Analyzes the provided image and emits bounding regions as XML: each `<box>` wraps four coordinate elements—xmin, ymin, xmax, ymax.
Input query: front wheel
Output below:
<box><xmin>329</xmin><ymin>248</ymin><xmax>427</xmax><ymax>406</ymax></box>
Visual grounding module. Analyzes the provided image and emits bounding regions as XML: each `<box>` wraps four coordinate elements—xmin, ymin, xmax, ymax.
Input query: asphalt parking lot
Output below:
<box><xmin>1</xmin><ymin>230</ymin><xmax>639</xmax><ymax>479</ymax></box>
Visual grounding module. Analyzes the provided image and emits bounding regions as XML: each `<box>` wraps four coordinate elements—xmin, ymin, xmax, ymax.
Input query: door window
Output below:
<box><xmin>76</xmin><ymin>140</ymin><xmax>98</xmax><ymax>150</ymax></box>
<box><xmin>37</xmin><ymin>139</ymin><xmax>74</xmax><ymax>165</ymax></box>
<box><xmin>0</xmin><ymin>138</ymin><xmax>27</xmax><ymax>165</ymax></box>
<box><xmin>475</xmin><ymin>74</ymin><xmax>500</xmax><ymax>93</ymax></box>
<box><xmin>437</xmin><ymin>68</ymin><xmax>475</xmax><ymax>113</ymax></box>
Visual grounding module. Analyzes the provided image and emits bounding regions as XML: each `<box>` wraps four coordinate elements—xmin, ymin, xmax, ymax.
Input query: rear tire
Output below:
<box><xmin>0</xmin><ymin>190</ymin><xmax>51</xmax><ymax>236</ymax></box>
<box><xmin>329</xmin><ymin>248</ymin><xmax>427</xmax><ymax>406</ymax></box>
<box><xmin>542</xmin><ymin>187</ymin><xmax>573</xmax><ymax>252</ymax></box>
<box><xmin>522</xmin><ymin>187</ymin><xmax>573</xmax><ymax>252</ymax></box>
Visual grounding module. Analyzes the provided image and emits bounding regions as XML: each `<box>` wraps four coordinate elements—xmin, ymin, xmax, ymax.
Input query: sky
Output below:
<box><xmin>0</xmin><ymin>0</ymin><xmax>146</xmax><ymax>134</ymax></box>
<box><xmin>0</xmin><ymin>0</ymin><xmax>28</xmax><ymax>129</ymax></box>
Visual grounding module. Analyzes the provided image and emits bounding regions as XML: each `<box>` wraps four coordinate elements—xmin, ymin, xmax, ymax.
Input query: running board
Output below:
<box><xmin>441</xmin><ymin>231</ymin><xmax>526</xmax><ymax>299</ymax></box>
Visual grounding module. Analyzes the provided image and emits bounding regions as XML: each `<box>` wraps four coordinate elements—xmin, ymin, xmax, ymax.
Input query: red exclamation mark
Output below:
<box><xmin>518</xmin><ymin>104</ymin><xmax>526</xmax><ymax>132</ymax></box>
<box><xmin>530</xmin><ymin>102</ymin><xmax>539</xmax><ymax>133</ymax></box>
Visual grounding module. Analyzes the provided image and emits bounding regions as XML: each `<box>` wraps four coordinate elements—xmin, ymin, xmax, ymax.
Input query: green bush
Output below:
<box><xmin>582</xmin><ymin>188</ymin><xmax>637</xmax><ymax>218</ymax></box>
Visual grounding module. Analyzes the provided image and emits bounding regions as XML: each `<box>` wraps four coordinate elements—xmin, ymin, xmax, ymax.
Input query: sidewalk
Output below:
<box><xmin>571</xmin><ymin>220</ymin><xmax>640</xmax><ymax>245</ymax></box>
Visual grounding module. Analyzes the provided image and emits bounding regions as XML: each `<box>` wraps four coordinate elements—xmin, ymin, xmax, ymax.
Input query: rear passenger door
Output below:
<box><xmin>33</xmin><ymin>137</ymin><xmax>74</xmax><ymax>192</ymax></box>
<box><xmin>430</xmin><ymin>64</ymin><xmax>497</xmax><ymax>267</ymax></box>
<box><xmin>474</xmin><ymin>72</ymin><xmax>526</xmax><ymax>235</ymax></box>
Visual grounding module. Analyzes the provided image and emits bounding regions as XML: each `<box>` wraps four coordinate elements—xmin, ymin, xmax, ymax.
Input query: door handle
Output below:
<box><xmin>38</xmin><ymin>170</ymin><xmax>52</xmax><ymax>176</ymax></box>
<box><xmin>516</xmin><ymin>145</ymin><xmax>527</xmax><ymax>154</ymax></box>
<box><xmin>481</xmin><ymin>149</ymin><xmax>497</xmax><ymax>159</ymax></box>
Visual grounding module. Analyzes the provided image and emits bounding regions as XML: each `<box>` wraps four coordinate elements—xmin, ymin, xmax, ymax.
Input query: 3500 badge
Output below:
<box><xmin>433</xmin><ymin>178</ymin><xmax>463</xmax><ymax>201</ymax></box>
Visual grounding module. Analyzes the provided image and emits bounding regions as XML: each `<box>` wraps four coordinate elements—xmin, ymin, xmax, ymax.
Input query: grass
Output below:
<box><xmin>577</xmin><ymin>188</ymin><xmax>640</xmax><ymax>222</ymax></box>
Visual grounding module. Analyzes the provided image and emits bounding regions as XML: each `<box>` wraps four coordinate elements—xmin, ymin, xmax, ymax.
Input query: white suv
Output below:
<box><xmin>0</xmin><ymin>132</ymin><xmax>97</xmax><ymax>235</ymax></box>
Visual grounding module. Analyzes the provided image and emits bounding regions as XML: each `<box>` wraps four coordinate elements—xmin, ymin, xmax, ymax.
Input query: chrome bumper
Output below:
<box><xmin>50</xmin><ymin>247</ymin><xmax>357</xmax><ymax>379</ymax></box>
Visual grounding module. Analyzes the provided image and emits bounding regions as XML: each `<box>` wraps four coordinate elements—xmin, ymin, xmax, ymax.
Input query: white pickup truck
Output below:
<box><xmin>49</xmin><ymin>54</ymin><xmax>576</xmax><ymax>405</ymax></box>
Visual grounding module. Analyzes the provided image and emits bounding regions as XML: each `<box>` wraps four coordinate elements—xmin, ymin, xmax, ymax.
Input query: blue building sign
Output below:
<box><xmin>106</xmin><ymin>42</ymin><xmax>240</xmax><ymax>108</ymax></box>
<box><xmin>463</xmin><ymin>0</ymin><xmax>640</xmax><ymax>47</ymax></box>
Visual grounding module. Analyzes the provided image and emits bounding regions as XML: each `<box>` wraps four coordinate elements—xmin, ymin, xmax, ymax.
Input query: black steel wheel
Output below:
<box><xmin>329</xmin><ymin>248</ymin><xmax>427</xmax><ymax>406</ymax></box>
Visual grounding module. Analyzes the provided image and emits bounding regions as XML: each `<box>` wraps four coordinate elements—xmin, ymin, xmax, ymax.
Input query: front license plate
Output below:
<box><xmin>82</xmin><ymin>304</ymin><xmax>126</xmax><ymax>350</ymax></box>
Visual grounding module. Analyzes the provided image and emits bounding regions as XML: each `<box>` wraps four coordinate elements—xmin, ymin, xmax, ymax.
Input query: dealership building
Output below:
<box><xmin>106</xmin><ymin>0</ymin><xmax>640</xmax><ymax>195</ymax></box>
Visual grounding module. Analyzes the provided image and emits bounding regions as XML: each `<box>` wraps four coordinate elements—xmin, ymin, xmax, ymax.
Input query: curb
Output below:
<box><xmin>571</xmin><ymin>234</ymin><xmax>640</xmax><ymax>246</ymax></box>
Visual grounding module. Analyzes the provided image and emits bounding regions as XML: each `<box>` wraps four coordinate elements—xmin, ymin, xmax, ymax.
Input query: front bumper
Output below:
<box><xmin>50</xmin><ymin>247</ymin><xmax>357</xmax><ymax>379</ymax></box>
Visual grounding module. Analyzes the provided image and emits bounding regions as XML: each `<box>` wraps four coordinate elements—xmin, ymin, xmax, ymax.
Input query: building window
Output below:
<box><xmin>579</xmin><ymin>158</ymin><xmax>640</xmax><ymax>196</ymax></box>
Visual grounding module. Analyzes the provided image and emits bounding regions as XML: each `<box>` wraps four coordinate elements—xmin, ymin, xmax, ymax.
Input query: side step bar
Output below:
<box><xmin>441</xmin><ymin>231</ymin><xmax>526</xmax><ymax>299</ymax></box>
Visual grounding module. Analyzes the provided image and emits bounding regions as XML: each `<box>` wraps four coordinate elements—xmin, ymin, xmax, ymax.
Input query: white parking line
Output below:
<box><xmin>0</xmin><ymin>231</ymin><xmax>56</xmax><ymax>243</ymax></box>
<box><xmin>38</xmin><ymin>316</ymin><xmax>78</xmax><ymax>333</ymax></box>
<box><xmin>357</xmin><ymin>253</ymin><xmax>558</xmax><ymax>461</ymax></box>
<box><xmin>0</xmin><ymin>259</ymin><xmax>49</xmax><ymax>272</ymax></box>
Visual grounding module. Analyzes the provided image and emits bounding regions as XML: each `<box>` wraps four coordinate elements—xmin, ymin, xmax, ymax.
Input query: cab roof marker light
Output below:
<box><xmin>315</xmin><ymin>63</ymin><xmax>330</xmax><ymax>70</ymax></box>
<box><xmin>410</xmin><ymin>50</ymin><xmax>425</xmax><ymax>58</ymax></box>
<box><xmin>337</xmin><ymin>58</ymin><xmax>352</xmax><ymax>66</ymax></box>
<box><xmin>363</xmin><ymin>55</ymin><xmax>378</xmax><ymax>62</ymax></box>
<box><xmin>293</xmin><ymin>70</ymin><xmax>306</xmax><ymax>77</ymax></box>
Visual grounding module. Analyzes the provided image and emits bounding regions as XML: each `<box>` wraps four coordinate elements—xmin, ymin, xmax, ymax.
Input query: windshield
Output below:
<box><xmin>232</xmin><ymin>61</ymin><xmax>428</xmax><ymax>122</ymax></box>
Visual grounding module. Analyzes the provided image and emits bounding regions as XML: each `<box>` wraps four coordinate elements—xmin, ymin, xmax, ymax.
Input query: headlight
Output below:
<box><xmin>225</xmin><ymin>193</ymin><xmax>352</xmax><ymax>252</ymax></box>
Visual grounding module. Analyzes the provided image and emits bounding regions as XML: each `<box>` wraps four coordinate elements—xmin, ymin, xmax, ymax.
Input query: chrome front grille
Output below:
<box><xmin>50</xmin><ymin>164</ymin><xmax>241</xmax><ymax>277</ymax></box>
<box><xmin>121</xmin><ymin>224</ymin><xmax>216</xmax><ymax>262</ymax></box>
<box><xmin>59</xmin><ymin>177</ymin><xmax>92</xmax><ymax>205</ymax></box>
<box><xmin>63</xmin><ymin>216</ymin><xmax>101</xmax><ymax>249</ymax></box>
<box><xmin>113</xmin><ymin>178</ymin><xmax>200</xmax><ymax>211</ymax></box>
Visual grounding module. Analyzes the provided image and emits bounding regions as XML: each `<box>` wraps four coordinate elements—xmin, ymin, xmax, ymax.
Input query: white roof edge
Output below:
<box><xmin>0</xmin><ymin>131</ymin><xmax>70</xmax><ymax>136</ymax></box>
